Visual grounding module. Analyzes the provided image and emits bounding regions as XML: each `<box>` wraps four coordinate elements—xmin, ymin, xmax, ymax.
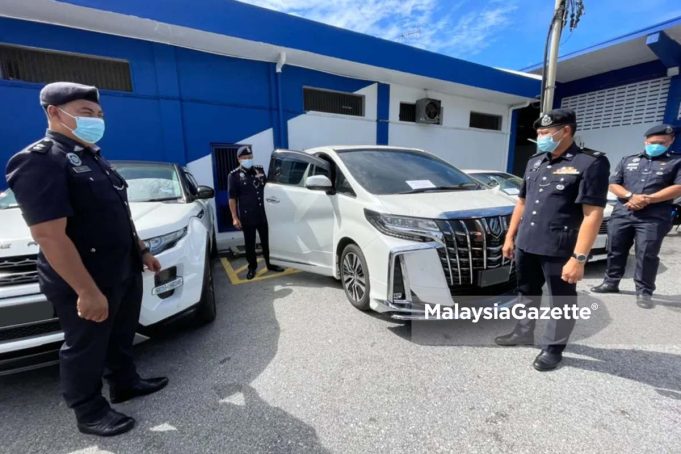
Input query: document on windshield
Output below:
<box><xmin>405</xmin><ymin>180</ymin><xmax>436</xmax><ymax>190</ymax></box>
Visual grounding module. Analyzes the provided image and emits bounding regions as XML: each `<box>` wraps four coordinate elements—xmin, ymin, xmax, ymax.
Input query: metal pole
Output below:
<box><xmin>542</xmin><ymin>0</ymin><xmax>566</xmax><ymax>114</ymax></box>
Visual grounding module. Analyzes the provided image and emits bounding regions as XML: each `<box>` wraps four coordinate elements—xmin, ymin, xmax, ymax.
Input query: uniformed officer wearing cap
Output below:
<box><xmin>5</xmin><ymin>82</ymin><xmax>168</xmax><ymax>436</ymax></box>
<box><xmin>228</xmin><ymin>146</ymin><xmax>284</xmax><ymax>279</ymax></box>
<box><xmin>495</xmin><ymin>108</ymin><xmax>610</xmax><ymax>371</ymax></box>
<box><xmin>591</xmin><ymin>124</ymin><xmax>681</xmax><ymax>308</ymax></box>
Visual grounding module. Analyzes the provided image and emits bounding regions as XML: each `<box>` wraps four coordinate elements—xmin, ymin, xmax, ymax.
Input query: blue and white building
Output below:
<box><xmin>0</xmin><ymin>0</ymin><xmax>541</xmax><ymax>240</ymax></box>
<box><xmin>523</xmin><ymin>16</ymin><xmax>681</xmax><ymax>173</ymax></box>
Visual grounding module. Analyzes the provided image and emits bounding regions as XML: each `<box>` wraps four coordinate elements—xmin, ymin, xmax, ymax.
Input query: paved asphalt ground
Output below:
<box><xmin>2</xmin><ymin>232</ymin><xmax>681</xmax><ymax>453</ymax></box>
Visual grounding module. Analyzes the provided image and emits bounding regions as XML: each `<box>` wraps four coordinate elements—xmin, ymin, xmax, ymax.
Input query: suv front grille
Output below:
<box><xmin>436</xmin><ymin>215</ymin><xmax>516</xmax><ymax>293</ymax></box>
<box><xmin>0</xmin><ymin>255</ymin><xmax>39</xmax><ymax>287</ymax></box>
<box><xmin>0</xmin><ymin>319</ymin><xmax>61</xmax><ymax>342</ymax></box>
<box><xmin>598</xmin><ymin>218</ymin><xmax>608</xmax><ymax>235</ymax></box>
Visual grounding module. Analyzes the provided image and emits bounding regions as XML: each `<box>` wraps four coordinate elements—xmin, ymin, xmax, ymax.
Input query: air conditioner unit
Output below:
<box><xmin>415</xmin><ymin>98</ymin><xmax>442</xmax><ymax>125</ymax></box>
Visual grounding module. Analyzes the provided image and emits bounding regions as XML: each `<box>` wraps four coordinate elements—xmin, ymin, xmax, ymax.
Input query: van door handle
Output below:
<box><xmin>266</xmin><ymin>197</ymin><xmax>280</xmax><ymax>204</ymax></box>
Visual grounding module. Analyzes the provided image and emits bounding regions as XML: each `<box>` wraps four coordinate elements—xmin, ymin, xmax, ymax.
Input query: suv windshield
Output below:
<box><xmin>113</xmin><ymin>162</ymin><xmax>183</xmax><ymax>202</ymax></box>
<box><xmin>336</xmin><ymin>149</ymin><xmax>481</xmax><ymax>195</ymax></box>
<box><xmin>0</xmin><ymin>189</ymin><xmax>18</xmax><ymax>209</ymax></box>
<box><xmin>471</xmin><ymin>172</ymin><xmax>522</xmax><ymax>195</ymax></box>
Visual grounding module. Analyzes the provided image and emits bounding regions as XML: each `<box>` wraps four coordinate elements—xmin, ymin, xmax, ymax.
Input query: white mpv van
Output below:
<box><xmin>264</xmin><ymin>146</ymin><xmax>518</xmax><ymax>320</ymax></box>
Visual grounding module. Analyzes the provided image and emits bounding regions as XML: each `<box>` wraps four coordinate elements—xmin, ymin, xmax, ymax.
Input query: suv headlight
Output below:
<box><xmin>143</xmin><ymin>227</ymin><xmax>188</xmax><ymax>255</ymax></box>
<box><xmin>364</xmin><ymin>209</ymin><xmax>443</xmax><ymax>243</ymax></box>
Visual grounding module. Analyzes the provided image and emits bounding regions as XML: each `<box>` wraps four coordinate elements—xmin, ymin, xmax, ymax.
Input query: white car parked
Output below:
<box><xmin>464</xmin><ymin>169</ymin><xmax>615</xmax><ymax>262</ymax></box>
<box><xmin>0</xmin><ymin>161</ymin><xmax>216</xmax><ymax>375</ymax></box>
<box><xmin>264</xmin><ymin>146</ymin><xmax>518</xmax><ymax>320</ymax></box>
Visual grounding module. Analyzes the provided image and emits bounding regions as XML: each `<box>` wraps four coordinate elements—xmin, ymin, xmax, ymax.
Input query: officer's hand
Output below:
<box><xmin>143</xmin><ymin>253</ymin><xmax>162</xmax><ymax>274</ymax></box>
<box><xmin>502</xmin><ymin>238</ymin><xmax>515</xmax><ymax>260</ymax></box>
<box><xmin>233</xmin><ymin>218</ymin><xmax>242</xmax><ymax>230</ymax></box>
<box><xmin>626</xmin><ymin>194</ymin><xmax>650</xmax><ymax>211</ymax></box>
<box><xmin>77</xmin><ymin>289</ymin><xmax>109</xmax><ymax>322</ymax></box>
<box><xmin>561</xmin><ymin>258</ymin><xmax>585</xmax><ymax>285</ymax></box>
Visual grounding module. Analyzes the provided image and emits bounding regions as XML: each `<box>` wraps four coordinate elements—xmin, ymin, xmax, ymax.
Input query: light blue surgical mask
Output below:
<box><xmin>240</xmin><ymin>159</ymin><xmax>253</xmax><ymax>169</ymax></box>
<box><xmin>644</xmin><ymin>143</ymin><xmax>668</xmax><ymax>157</ymax></box>
<box><xmin>537</xmin><ymin>130</ymin><xmax>563</xmax><ymax>153</ymax></box>
<box><xmin>59</xmin><ymin>108</ymin><xmax>105</xmax><ymax>144</ymax></box>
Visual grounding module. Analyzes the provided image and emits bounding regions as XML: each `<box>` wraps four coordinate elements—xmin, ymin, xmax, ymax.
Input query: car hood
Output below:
<box><xmin>130</xmin><ymin>202</ymin><xmax>198</xmax><ymax>240</ymax></box>
<box><xmin>374</xmin><ymin>189</ymin><xmax>515</xmax><ymax>219</ymax></box>
<box><xmin>0</xmin><ymin>208</ymin><xmax>38</xmax><ymax>258</ymax></box>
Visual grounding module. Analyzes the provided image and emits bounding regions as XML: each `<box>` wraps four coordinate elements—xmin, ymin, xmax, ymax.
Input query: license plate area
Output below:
<box><xmin>477</xmin><ymin>266</ymin><xmax>511</xmax><ymax>287</ymax></box>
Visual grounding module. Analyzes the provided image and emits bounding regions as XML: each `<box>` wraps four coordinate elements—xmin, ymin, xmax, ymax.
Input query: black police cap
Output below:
<box><xmin>236</xmin><ymin>146</ymin><xmax>253</xmax><ymax>157</ymax></box>
<box><xmin>533</xmin><ymin>108</ymin><xmax>577</xmax><ymax>130</ymax></box>
<box><xmin>39</xmin><ymin>82</ymin><xmax>100</xmax><ymax>108</ymax></box>
<box><xmin>644</xmin><ymin>124</ymin><xmax>676</xmax><ymax>138</ymax></box>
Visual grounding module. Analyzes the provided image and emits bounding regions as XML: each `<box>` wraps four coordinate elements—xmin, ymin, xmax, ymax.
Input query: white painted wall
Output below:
<box><xmin>575</xmin><ymin>123</ymin><xmax>653</xmax><ymax>170</ymax></box>
<box><xmin>388</xmin><ymin>84</ymin><xmax>511</xmax><ymax>171</ymax></box>
<box><xmin>287</xmin><ymin>84</ymin><xmax>378</xmax><ymax>150</ymax></box>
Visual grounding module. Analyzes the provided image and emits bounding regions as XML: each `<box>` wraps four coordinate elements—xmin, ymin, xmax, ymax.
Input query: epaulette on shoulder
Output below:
<box><xmin>28</xmin><ymin>139</ymin><xmax>53</xmax><ymax>154</ymax></box>
<box><xmin>529</xmin><ymin>151</ymin><xmax>544</xmax><ymax>158</ymax></box>
<box><xmin>580</xmin><ymin>147</ymin><xmax>606</xmax><ymax>158</ymax></box>
<box><xmin>229</xmin><ymin>167</ymin><xmax>241</xmax><ymax>174</ymax></box>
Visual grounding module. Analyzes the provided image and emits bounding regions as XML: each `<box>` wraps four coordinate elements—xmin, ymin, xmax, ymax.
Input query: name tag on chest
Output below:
<box><xmin>72</xmin><ymin>165</ymin><xmax>92</xmax><ymax>174</ymax></box>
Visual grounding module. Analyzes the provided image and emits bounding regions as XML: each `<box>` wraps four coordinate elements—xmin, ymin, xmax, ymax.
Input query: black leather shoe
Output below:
<box><xmin>246</xmin><ymin>269</ymin><xmax>256</xmax><ymax>280</ymax></box>
<box><xmin>533</xmin><ymin>350</ymin><xmax>562</xmax><ymax>371</ymax></box>
<box><xmin>267</xmin><ymin>265</ymin><xmax>285</xmax><ymax>272</ymax></box>
<box><xmin>636</xmin><ymin>293</ymin><xmax>654</xmax><ymax>309</ymax></box>
<box><xmin>590</xmin><ymin>282</ymin><xmax>619</xmax><ymax>293</ymax></box>
<box><xmin>494</xmin><ymin>331</ymin><xmax>534</xmax><ymax>346</ymax></box>
<box><xmin>110</xmin><ymin>377</ymin><xmax>169</xmax><ymax>404</ymax></box>
<box><xmin>77</xmin><ymin>409</ymin><xmax>135</xmax><ymax>437</ymax></box>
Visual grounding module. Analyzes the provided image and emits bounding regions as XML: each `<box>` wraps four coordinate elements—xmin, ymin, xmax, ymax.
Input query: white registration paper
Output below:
<box><xmin>406</xmin><ymin>180</ymin><xmax>436</xmax><ymax>190</ymax></box>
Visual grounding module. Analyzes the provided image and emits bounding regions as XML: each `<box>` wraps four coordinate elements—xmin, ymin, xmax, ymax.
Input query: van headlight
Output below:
<box><xmin>143</xmin><ymin>227</ymin><xmax>188</xmax><ymax>255</ymax></box>
<box><xmin>364</xmin><ymin>209</ymin><xmax>443</xmax><ymax>242</ymax></box>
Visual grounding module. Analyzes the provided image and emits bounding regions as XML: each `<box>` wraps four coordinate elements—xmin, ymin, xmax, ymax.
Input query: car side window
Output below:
<box><xmin>269</xmin><ymin>157</ymin><xmax>310</xmax><ymax>186</ymax></box>
<box><xmin>182</xmin><ymin>169</ymin><xmax>199</xmax><ymax>195</ymax></box>
<box><xmin>336</xmin><ymin>170</ymin><xmax>356</xmax><ymax>197</ymax></box>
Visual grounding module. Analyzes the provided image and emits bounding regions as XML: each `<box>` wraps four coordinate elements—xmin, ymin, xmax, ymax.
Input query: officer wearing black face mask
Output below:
<box><xmin>591</xmin><ymin>124</ymin><xmax>681</xmax><ymax>308</ymax></box>
<box><xmin>228</xmin><ymin>146</ymin><xmax>284</xmax><ymax>279</ymax></box>
<box><xmin>5</xmin><ymin>82</ymin><xmax>168</xmax><ymax>437</ymax></box>
<box><xmin>495</xmin><ymin>108</ymin><xmax>610</xmax><ymax>372</ymax></box>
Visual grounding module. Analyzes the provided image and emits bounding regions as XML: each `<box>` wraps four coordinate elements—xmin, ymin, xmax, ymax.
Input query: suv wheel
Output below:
<box><xmin>340</xmin><ymin>244</ymin><xmax>370</xmax><ymax>310</ymax></box>
<box><xmin>195</xmin><ymin>249</ymin><xmax>216</xmax><ymax>325</ymax></box>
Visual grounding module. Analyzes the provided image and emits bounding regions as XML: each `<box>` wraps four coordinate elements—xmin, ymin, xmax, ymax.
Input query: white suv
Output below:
<box><xmin>265</xmin><ymin>146</ymin><xmax>518</xmax><ymax>320</ymax></box>
<box><xmin>0</xmin><ymin>161</ymin><xmax>216</xmax><ymax>375</ymax></box>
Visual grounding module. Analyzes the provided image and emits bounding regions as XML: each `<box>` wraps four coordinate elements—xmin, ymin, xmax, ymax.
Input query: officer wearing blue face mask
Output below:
<box><xmin>591</xmin><ymin>124</ymin><xmax>681</xmax><ymax>308</ymax></box>
<box><xmin>228</xmin><ymin>146</ymin><xmax>284</xmax><ymax>279</ymax></box>
<box><xmin>5</xmin><ymin>82</ymin><xmax>168</xmax><ymax>437</ymax></box>
<box><xmin>496</xmin><ymin>108</ymin><xmax>610</xmax><ymax>372</ymax></box>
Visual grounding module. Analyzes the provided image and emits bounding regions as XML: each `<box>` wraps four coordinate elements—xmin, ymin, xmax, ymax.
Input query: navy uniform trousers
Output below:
<box><xmin>513</xmin><ymin>248</ymin><xmax>577</xmax><ymax>354</ymax></box>
<box><xmin>604</xmin><ymin>216</ymin><xmax>671</xmax><ymax>295</ymax></box>
<box><xmin>51</xmin><ymin>270</ymin><xmax>142</xmax><ymax>422</ymax></box>
<box><xmin>243</xmin><ymin>222</ymin><xmax>271</xmax><ymax>271</ymax></box>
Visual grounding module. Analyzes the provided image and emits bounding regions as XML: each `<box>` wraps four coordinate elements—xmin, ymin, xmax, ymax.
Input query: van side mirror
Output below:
<box><xmin>305</xmin><ymin>175</ymin><xmax>333</xmax><ymax>191</ymax></box>
<box><xmin>196</xmin><ymin>185</ymin><xmax>215</xmax><ymax>199</ymax></box>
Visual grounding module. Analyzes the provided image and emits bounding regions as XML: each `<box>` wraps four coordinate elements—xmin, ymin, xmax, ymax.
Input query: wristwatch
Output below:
<box><xmin>623</xmin><ymin>191</ymin><xmax>633</xmax><ymax>201</ymax></box>
<box><xmin>572</xmin><ymin>253</ymin><xmax>588</xmax><ymax>264</ymax></box>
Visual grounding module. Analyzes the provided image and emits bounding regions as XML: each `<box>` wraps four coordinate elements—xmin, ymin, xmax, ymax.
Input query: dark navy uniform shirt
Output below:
<box><xmin>609</xmin><ymin>151</ymin><xmax>681</xmax><ymax>222</ymax></box>
<box><xmin>228</xmin><ymin>165</ymin><xmax>267</xmax><ymax>227</ymax></box>
<box><xmin>5</xmin><ymin>131</ymin><xmax>142</xmax><ymax>297</ymax></box>
<box><xmin>515</xmin><ymin>142</ymin><xmax>611</xmax><ymax>257</ymax></box>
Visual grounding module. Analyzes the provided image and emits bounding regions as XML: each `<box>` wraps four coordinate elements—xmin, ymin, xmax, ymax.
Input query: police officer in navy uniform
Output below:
<box><xmin>5</xmin><ymin>82</ymin><xmax>168</xmax><ymax>437</ymax></box>
<box><xmin>591</xmin><ymin>124</ymin><xmax>681</xmax><ymax>308</ymax></box>
<box><xmin>228</xmin><ymin>146</ymin><xmax>284</xmax><ymax>279</ymax></box>
<box><xmin>495</xmin><ymin>108</ymin><xmax>610</xmax><ymax>371</ymax></box>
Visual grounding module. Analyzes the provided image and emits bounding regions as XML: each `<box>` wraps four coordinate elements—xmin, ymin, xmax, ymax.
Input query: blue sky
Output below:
<box><xmin>237</xmin><ymin>0</ymin><xmax>681</xmax><ymax>70</ymax></box>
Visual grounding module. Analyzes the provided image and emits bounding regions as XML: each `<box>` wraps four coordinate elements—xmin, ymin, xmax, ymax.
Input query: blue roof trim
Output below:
<box><xmin>520</xmin><ymin>15</ymin><xmax>681</xmax><ymax>71</ymax></box>
<box><xmin>55</xmin><ymin>0</ymin><xmax>539</xmax><ymax>99</ymax></box>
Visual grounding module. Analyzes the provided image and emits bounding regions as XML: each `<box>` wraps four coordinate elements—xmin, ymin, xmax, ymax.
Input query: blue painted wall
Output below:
<box><xmin>0</xmin><ymin>18</ymin><xmax>378</xmax><ymax>189</ymax></box>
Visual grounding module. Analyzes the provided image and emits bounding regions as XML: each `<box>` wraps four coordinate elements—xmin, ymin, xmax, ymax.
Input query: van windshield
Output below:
<box><xmin>336</xmin><ymin>149</ymin><xmax>481</xmax><ymax>195</ymax></box>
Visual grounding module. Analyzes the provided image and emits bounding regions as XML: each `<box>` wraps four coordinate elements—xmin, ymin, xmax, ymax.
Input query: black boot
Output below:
<box><xmin>590</xmin><ymin>282</ymin><xmax>619</xmax><ymax>293</ymax></box>
<box><xmin>494</xmin><ymin>331</ymin><xmax>534</xmax><ymax>346</ymax></box>
<box><xmin>533</xmin><ymin>350</ymin><xmax>562</xmax><ymax>371</ymax></box>
<box><xmin>77</xmin><ymin>408</ymin><xmax>135</xmax><ymax>437</ymax></box>
<box><xmin>267</xmin><ymin>264</ymin><xmax>285</xmax><ymax>272</ymax></box>
<box><xmin>246</xmin><ymin>269</ymin><xmax>256</xmax><ymax>280</ymax></box>
<box><xmin>636</xmin><ymin>293</ymin><xmax>654</xmax><ymax>309</ymax></box>
<box><xmin>110</xmin><ymin>377</ymin><xmax>169</xmax><ymax>404</ymax></box>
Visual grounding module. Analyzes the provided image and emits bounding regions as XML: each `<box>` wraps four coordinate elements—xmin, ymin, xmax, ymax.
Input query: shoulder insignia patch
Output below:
<box><xmin>29</xmin><ymin>139</ymin><xmax>53</xmax><ymax>154</ymax></box>
<box><xmin>580</xmin><ymin>147</ymin><xmax>605</xmax><ymax>158</ymax></box>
